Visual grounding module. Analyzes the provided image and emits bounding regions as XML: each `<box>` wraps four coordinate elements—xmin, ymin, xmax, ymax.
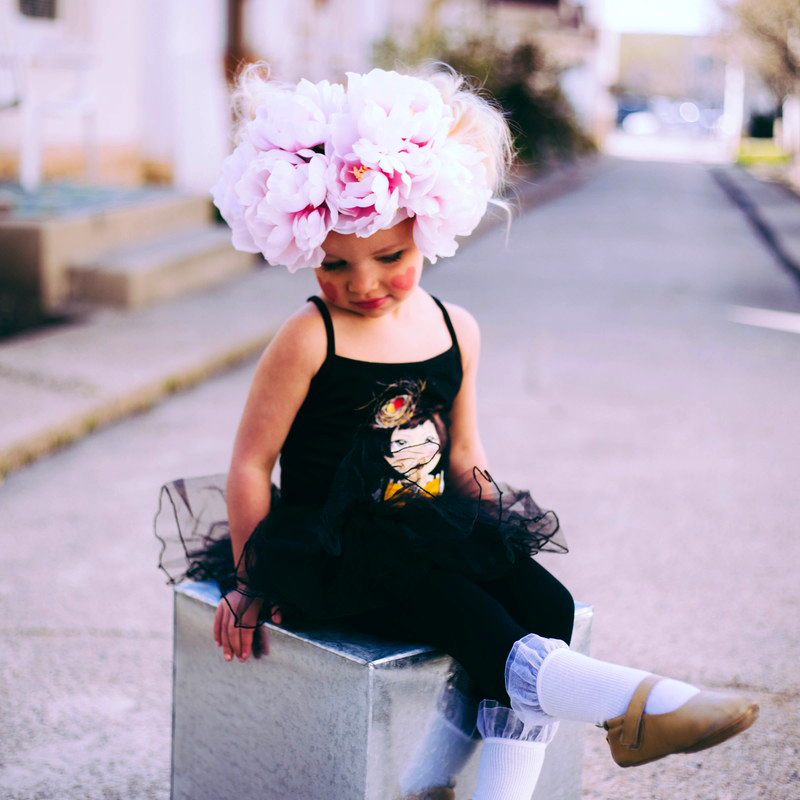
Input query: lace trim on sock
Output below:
<box><xmin>478</xmin><ymin>700</ymin><xmax>560</xmax><ymax>745</ymax></box>
<box><xmin>504</xmin><ymin>633</ymin><xmax>568</xmax><ymax>727</ymax></box>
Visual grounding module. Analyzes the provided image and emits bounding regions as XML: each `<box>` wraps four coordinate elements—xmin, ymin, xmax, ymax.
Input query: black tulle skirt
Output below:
<box><xmin>155</xmin><ymin>463</ymin><xmax>567</xmax><ymax>626</ymax></box>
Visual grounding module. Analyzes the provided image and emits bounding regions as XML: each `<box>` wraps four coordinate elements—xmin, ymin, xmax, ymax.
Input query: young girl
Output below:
<box><xmin>158</xmin><ymin>65</ymin><xmax>757</xmax><ymax>800</ymax></box>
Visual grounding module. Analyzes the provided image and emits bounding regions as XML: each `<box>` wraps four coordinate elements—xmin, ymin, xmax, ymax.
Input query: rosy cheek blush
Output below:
<box><xmin>319</xmin><ymin>281</ymin><xmax>338</xmax><ymax>302</ymax></box>
<box><xmin>390</xmin><ymin>267</ymin><xmax>416</xmax><ymax>292</ymax></box>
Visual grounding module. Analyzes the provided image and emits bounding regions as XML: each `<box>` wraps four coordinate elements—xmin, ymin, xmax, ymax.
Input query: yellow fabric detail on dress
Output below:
<box><xmin>384</xmin><ymin>474</ymin><xmax>443</xmax><ymax>503</ymax></box>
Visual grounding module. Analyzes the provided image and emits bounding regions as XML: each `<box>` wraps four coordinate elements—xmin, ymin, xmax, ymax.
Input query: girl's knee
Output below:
<box><xmin>523</xmin><ymin>559</ymin><xmax>575</xmax><ymax>645</ymax></box>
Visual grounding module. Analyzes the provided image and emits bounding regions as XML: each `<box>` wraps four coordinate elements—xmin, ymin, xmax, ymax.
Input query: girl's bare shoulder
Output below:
<box><xmin>441</xmin><ymin>301</ymin><xmax>481</xmax><ymax>355</ymax></box>
<box><xmin>258</xmin><ymin>298</ymin><xmax>328</xmax><ymax>376</ymax></box>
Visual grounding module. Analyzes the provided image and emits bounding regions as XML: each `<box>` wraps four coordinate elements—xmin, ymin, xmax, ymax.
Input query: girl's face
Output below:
<box><xmin>315</xmin><ymin>218</ymin><xmax>423</xmax><ymax>316</ymax></box>
<box><xmin>387</xmin><ymin>418</ymin><xmax>441</xmax><ymax>479</ymax></box>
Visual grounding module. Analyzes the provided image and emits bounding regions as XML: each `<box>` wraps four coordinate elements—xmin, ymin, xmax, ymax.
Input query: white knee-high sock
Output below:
<box><xmin>537</xmin><ymin>648</ymin><xmax>699</xmax><ymax>725</ymax></box>
<box><xmin>472</xmin><ymin>739</ymin><xmax>546</xmax><ymax>800</ymax></box>
<box><xmin>506</xmin><ymin>635</ymin><xmax>700</xmax><ymax>728</ymax></box>
<box><xmin>473</xmin><ymin>701</ymin><xmax>554</xmax><ymax>800</ymax></box>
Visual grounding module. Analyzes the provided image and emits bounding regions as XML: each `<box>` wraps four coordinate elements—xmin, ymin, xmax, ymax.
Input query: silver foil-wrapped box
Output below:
<box><xmin>172</xmin><ymin>581</ymin><xmax>593</xmax><ymax>800</ymax></box>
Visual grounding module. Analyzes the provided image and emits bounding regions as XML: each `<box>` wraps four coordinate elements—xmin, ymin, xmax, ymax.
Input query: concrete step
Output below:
<box><xmin>68</xmin><ymin>224</ymin><xmax>255</xmax><ymax>308</ymax></box>
<box><xmin>1</xmin><ymin>191</ymin><xmax>218</xmax><ymax>311</ymax></box>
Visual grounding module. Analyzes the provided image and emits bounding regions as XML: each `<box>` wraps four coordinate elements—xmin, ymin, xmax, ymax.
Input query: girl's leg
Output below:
<box><xmin>477</xmin><ymin>556</ymin><xmax>575</xmax><ymax>646</ymax></box>
<box><xmin>397</xmin><ymin>667</ymin><xmax>481</xmax><ymax>798</ymax></box>
<box><xmin>469</xmin><ymin>558</ymin><xmax>576</xmax><ymax>795</ymax></box>
<box><xmin>353</xmin><ymin>564</ymin><xmax>571</xmax><ymax>704</ymax></box>
<box><xmin>347</xmin><ymin>560</ymin><xmax>574</xmax><ymax>798</ymax></box>
<box><xmin>349</xmin><ymin>559</ymin><xmax>757</xmax><ymax>772</ymax></box>
<box><xmin>471</xmin><ymin>559</ymin><xmax>757</xmax><ymax>766</ymax></box>
<box><xmin>508</xmin><ymin>634</ymin><xmax>700</xmax><ymax>727</ymax></box>
<box><xmin>472</xmin><ymin>701</ymin><xmax>556</xmax><ymax>800</ymax></box>
<box><xmin>471</xmin><ymin>737</ymin><xmax>545</xmax><ymax>800</ymax></box>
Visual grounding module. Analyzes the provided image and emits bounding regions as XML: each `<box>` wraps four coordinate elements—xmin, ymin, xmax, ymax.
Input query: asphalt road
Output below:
<box><xmin>1</xmin><ymin>157</ymin><xmax>799</xmax><ymax>799</ymax></box>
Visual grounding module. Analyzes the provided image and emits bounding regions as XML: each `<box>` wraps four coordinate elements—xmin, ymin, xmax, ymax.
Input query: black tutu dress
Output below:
<box><xmin>155</xmin><ymin>296</ymin><xmax>567</xmax><ymax>626</ymax></box>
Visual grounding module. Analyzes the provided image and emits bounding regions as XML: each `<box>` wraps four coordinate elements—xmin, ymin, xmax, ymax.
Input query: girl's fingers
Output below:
<box><xmin>213</xmin><ymin>603</ymin><xmax>223</xmax><ymax>647</ymax></box>
<box><xmin>220</xmin><ymin>615</ymin><xmax>234</xmax><ymax>662</ymax></box>
<box><xmin>214</xmin><ymin>593</ymin><xmax>269</xmax><ymax>662</ymax></box>
<box><xmin>229</xmin><ymin>619</ymin><xmax>243</xmax><ymax>661</ymax></box>
<box><xmin>239</xmin><ymin>627</ymin><xmax>253</xmax><ymax>661</ymax></box>
<box><xmin>217</xmin><ymin>600</ymin><xmax>239</xmax><ymax>662</ymax></box>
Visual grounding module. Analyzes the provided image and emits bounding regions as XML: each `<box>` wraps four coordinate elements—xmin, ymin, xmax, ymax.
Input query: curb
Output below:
<box><xmin>0</xmin><ymin>331</ymin><xmax>274</xmax><ymax>479</ymax></box>
<box><xmin>709</xmin><ymin>165</ymin><xmax>800</xmax><ymax>287</ymax></box>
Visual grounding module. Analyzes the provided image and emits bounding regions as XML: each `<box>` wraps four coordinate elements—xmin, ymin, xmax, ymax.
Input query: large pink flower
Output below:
<box><xmin>211</xmin><ymin>139</ymin><xmax>261</xmax><ymax>254</ymax></box>
<box><xmin>248</xmin><ymin>78</ymin><xmax>345</xmax><ymax>153</ymax></box>
<box><xmin>212</xmin><ymin>78</ymin><xmax>345</xmax><ymax>270</ymax></box>
<box><xmin>340</xmin><ymin>69</ymin><xmax>451</xmax><ymax>149</ymax></box>
<box><xmin>328</xmin><ymin>70</ymin><xmax>454</xmax><ymax>239</ymax></box>
<box><xmin>412</xmin><ymin>141</ymin><xmax>492</xmax><ymax>262</ymax></box>
<box><xmin>244</xmin><ymin>149</ymin><xmax>337</xmax><ymax>271</ymax></box>
<box><xmin>214</xmin><ymin>145</ymin><xmax>337</xmax><ymax>272</ymax></box>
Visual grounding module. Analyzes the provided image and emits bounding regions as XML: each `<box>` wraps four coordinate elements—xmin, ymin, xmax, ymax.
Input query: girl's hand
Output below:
<box><xmin>214</xmin><ymin>591</ymin><xmax>282</xmax><ymax>662</ymax></box>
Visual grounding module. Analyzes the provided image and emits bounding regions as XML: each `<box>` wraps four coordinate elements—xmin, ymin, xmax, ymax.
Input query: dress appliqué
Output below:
<box><xmin>367</xmin><ymin>379</ymin><xmax>447</xmax><ymax>502</ymax></box>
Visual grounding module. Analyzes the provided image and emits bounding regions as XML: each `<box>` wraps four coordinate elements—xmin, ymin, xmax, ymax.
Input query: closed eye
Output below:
<box><xmin>378</xmin><ymin>250</ymin><xmax>404</xmax><ymax>264</ymax></box>
<box><xmin>321</xmin><ymin>260</ymin><xmax>347</xmax><ymax>272</ymax></box>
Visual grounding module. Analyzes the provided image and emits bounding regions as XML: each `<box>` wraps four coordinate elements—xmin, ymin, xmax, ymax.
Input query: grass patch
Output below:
<box><xmin>737</xmin><ymin>138</ymin><xmax>791</xmax><ymax>166</ymax></box>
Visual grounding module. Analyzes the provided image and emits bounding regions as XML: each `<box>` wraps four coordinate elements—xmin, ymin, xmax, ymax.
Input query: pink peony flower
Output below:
<box><xmin>412</xmin><ymin>141</ymin><xmax>491</xmax><ymax>262</ymax></box>
<box><xmin>328</xmin><ymin>70</ymin><xmax>454</xmax><ymax>239</ymax></box>
<box><xmin>248</xmin><ymin>78</ymin><xmax>345</xmax><ymax>153</ymax></box>
<box><xmin>244</xmin><ymin>150</ymin><xmax>337</xmax><ymax>271</ymax></box>
<box><xmin>210</xmin><ymin>139</ymin><xmax>261</xmax><ymax>254</ymax></box>
<box><xmin>342</xmin><ymin>69</ymin><xmax>451</xmax><ymax>149</ymax></box>
<box><xmin>214</xmin><ymin>144</ymin><xmax>338</xmax><ymax>271</ymax></box>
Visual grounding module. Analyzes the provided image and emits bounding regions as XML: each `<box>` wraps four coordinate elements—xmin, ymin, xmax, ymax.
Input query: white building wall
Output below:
<box><xmin>146</xmin><ymin>0</ymin><xmax>230</xmax><ymax>193</ymax></box>
<box><xmin>91</xmin><ymin>2</ymin><xmax>143</xmax><ymax>145</ymax></box>
<box><xmin>241</xmin><ymin>0</ymin><xmax>439</xmax><ymax>82</ymax></box>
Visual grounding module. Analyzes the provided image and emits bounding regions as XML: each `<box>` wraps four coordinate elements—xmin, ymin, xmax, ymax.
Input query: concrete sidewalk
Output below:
<box><xmin>0</xmin><ymin>162</ymin><xmax>598</xmax><ymax>479</ymax></box>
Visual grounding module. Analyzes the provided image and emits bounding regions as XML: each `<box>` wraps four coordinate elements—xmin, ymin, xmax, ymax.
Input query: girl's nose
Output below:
<box><xmin>347</xmin><ymin>266</ymin><xmax>379</xmax><ymax>294</ymax></box>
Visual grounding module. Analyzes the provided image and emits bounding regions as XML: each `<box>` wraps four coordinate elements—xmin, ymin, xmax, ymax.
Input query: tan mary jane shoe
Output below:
<box><xmin>604</xmin><ymin>674</ymin><xmax>759</xmax><ymax>768</ymax></box>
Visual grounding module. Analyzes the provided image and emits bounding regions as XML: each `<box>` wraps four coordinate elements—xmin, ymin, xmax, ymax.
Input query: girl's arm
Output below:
<box><xmin>444</xmin><ymin>304</ymin><xmax>491</xmax><ymax>495</ymax></box>
<box><xmin>215</xmin><ymin>303</ymin><xmax>327</xmax><ymax>662</ymax></box>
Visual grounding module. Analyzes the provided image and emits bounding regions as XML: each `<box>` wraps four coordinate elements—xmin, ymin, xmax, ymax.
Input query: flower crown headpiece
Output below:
<box><xmin>212</xmin><ymin>68</ymin><xmax>495</xmax><ymax>272</ymax></box>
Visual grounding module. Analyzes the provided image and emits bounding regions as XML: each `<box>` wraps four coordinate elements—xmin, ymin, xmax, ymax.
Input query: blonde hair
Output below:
<box><xmin>230</xmin><ymin>62</ymin><xmax>284</xmax><ymax>132</ymax></box>
<box><xmin>424</xmin><ymin>64</ymin><xmax>515</xmax><ymax>196</ymax></box>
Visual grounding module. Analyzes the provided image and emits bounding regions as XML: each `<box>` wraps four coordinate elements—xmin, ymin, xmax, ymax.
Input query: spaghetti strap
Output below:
<box><xmin>308</xmin><ymin>296</ymin><xmax>335</xmax><ymax>358</ymax></box>
<box><xmin>431</xmin><ymin>296</ymin><xmax>460</xmax><ymax>352</ymax></box>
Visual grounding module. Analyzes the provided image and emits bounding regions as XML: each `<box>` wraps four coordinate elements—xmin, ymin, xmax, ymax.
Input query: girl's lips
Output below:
<box><xmin>353</xmin><ymin>297</ymin><xmax>389</xmax><ymax>309</ymax></box>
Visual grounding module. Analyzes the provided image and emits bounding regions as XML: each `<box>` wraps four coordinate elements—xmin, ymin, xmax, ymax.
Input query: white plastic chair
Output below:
<box><xmin>1</xmin><ymin>0</ymin><xmax>99</xmax><ymax>191</ymax></box>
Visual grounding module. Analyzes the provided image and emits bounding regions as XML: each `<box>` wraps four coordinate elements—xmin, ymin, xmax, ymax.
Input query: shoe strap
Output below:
<box><xmin>621</xmin><ymin>674</ymin><xmax>665</xmax><ymax>747</ymax></box>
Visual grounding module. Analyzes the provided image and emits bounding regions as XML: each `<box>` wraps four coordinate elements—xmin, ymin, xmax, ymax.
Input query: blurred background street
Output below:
<box><xmin>2</xmin><ymin>0</ymin><xmax>800</xmax><ymax>798</ymax></box>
